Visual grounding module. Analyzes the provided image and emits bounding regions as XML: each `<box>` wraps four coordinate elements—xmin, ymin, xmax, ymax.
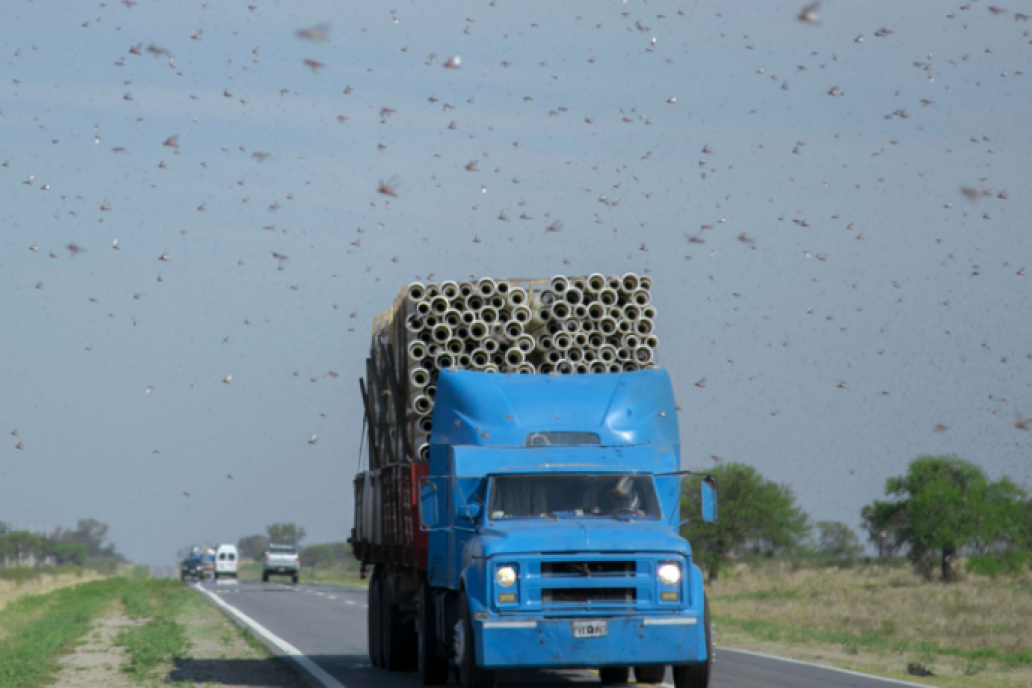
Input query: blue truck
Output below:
<box><xmin>350</xmin><ymin>276</ymin><xmax>717</xmax><ymax>688</ymax></box>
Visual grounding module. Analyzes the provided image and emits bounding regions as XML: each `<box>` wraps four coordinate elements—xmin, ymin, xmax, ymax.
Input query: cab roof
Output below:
<box><xmin>430</xmin><ymin>369</ymin><xmax>679</xmax><ymax>449</ymax></box>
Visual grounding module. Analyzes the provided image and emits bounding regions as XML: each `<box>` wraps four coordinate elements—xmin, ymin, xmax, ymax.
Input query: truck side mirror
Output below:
<box><xmin>419</xmin><ymin>480</ymin><xmax>439</xmax><ymax>530</ymax></box>
<box><xmin>456</xmin><ymin>502</ymin><xmax>481</xmax><ymax>523</ymax></box>
<box><xmin>701</xmin><ymin>477</ymin><xmax>718</xmax><ymax>523</ymax></box>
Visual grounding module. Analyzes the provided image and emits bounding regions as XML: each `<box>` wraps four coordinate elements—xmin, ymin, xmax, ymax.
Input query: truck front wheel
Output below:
<box><xmin>672</xmin><ymin>598</ymin><xmax>711</xmax><ymax>688</ymax></box>
<box><xmin>457</xmin><ymin>591</ymin><xmax>495</xmax><ymax>688</ymax></box>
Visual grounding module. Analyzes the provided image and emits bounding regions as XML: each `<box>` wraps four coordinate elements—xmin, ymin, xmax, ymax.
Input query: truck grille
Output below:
<box><xmin>541</xmin><ymin>561</ymin><xmax>634</xmax><ymax>578</ymax></box>
<box><xmin>542</xmin><ymin>588</ymin><xmax>636</xmax><ymax>604</ymax></box>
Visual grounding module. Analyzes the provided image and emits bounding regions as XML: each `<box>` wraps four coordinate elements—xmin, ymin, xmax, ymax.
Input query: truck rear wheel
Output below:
<box><xmin>368</xmin><ymin>570</ymin><xmax>385</xmax><ymax>668</ymax></box>
<box><xmin>458</xmin><ymin>591</ymin><xmax>495</xmax><ymax>688</ymax></box>
<box><xmin>634</xmin><ymin>666</ymin><xmax>667</xmax><ymax>683</ymax></box>
<box><xmin>418</xmin><ymin>584</ymin><xmax>450</xmax><ymax>685</ymax></box>
<box><xmin>383</xmin><ymin>581</ymin><xmax>417</xmax><ymax>671</ymax></box>
<box><xmin>672</xmin><ymin>598</ymin><xmax>711</xmax><ymax>688</ymax></box>
<box><xmin>599</xmin><ymin>667</ymin><xmax>630</xmax><ymax>684</ymax></box>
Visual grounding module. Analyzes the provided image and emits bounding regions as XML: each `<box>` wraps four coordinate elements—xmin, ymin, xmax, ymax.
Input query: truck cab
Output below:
<box><xmin>409</xmin><ymin>369</ymin><xmax>716</xmax><ymax>688</ymax></box>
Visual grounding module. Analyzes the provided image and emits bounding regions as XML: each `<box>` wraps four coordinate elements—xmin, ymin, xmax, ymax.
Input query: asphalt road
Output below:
<box><xmin>194</xmin><ymin>579</ymin><xmax>934</xmax><ymax>688</ymax></box>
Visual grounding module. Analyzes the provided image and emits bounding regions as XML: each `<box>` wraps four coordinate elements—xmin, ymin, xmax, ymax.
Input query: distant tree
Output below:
<box><xmin>1024</xmin><ymin>500</ymin><xmax>1032</xmax><ymax>554</ymax></box>
<box><xmin>2</xmin><ymin>531</ymin><xmax>42</xmax><ymax>566</ymax></box>
<box><xmin>265</xmin><ymin>523</ymin><xmax>306</xmax><ymax>548</ymax></box>
<box><xmin>54</xmin><ymin>519</ymin><xmax>120</xmax><ymax>559</ymax></box>
<box><xmin>238</xmin><ymin>534</ymin><xmax>271</xmax><ymax>562</ymax></box>
<box><xmin>299</xmin><ymin>543</ymin><xmax>352</xmax><ymax>573</ymax></box>
<box><xmin>680</xmin><ymin>463</ymin><xmax>810</xmax><ymax>582</ymax></box>
<box><xmin>300</xmin><ymin>544</ymin><xmax>329</xmax><ymax>573</ymax></box>
<box><xmin>814</xmin><ymin>521</ymin><xmax>864</xmax><ymax>558</ymax></box>
<box><xmin>863</xmin><ymin>455</ymin><xmax>1028</xmax><ymax>583</ymax></box>
<box><xmin>860</xmin><ymin>501</ymin><xmax>910</xmax><ymax>559</ymax></box>
<box><xmin>53</xmin><ymin>542</ymin><xmax>87</xmax><ymax>567</ymax></box>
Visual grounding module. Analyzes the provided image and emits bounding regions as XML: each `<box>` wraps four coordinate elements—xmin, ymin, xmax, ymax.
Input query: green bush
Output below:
<box><xmin>966</xmin><ymin>551</ymin><xmax>1032</xmax><ymax>580</ymax></box>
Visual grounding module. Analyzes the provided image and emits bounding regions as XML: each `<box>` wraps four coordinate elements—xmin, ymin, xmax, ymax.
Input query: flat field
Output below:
<box><xmin>709</xmin><ymin>561</ymin><xmax>1032</xmax><ymax>688</ymax></box>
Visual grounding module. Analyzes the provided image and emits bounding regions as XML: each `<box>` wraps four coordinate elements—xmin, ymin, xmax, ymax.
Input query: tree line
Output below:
<box><xmin>0</xmin><ymin>518</ymin><xmax>124</xmax><ymax>570</ymax></box>
<box><xmin>681</xmin><ymin>454</ymin><xmax>1032</xmax><ymax>583</ymax></box>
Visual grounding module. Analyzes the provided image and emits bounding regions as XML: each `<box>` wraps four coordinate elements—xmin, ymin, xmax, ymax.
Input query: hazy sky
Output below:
<box><xmin>1</xmin><ymin>0</ymin><xmax>1030</xmax><ymax>564</ymax></box>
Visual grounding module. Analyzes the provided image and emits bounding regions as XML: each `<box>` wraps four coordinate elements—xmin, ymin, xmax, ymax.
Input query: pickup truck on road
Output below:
<box><xmin>262</xmin><ymin>545</ymin><xmax>300</xmax><ymax>583</ymax></box>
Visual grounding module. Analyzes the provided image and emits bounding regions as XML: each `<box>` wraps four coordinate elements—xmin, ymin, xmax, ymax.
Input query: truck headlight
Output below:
<box><xmin>657</xmin><ymin>563</ymin><xmax>681</xmax><ymax>586</ymax></box>
<box><xmin>496</xmin><ymin>565</ymin><xmax>517</xmax><ymax>588</ymax></box>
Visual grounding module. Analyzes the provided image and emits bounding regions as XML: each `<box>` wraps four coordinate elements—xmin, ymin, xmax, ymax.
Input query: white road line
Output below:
<box><xmin>716</xmin><ymin>646</ymin><xmax>941</xmax><ymax>688</ymax></box>
<box><xmin>194</xmin><ymin>584</ymin><xmax>346</xmax><ymax>688</ymax></box>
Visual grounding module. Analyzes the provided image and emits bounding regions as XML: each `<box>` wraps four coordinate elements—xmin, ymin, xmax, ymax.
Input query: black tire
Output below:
<box><xmin>262</xmin><ymin>572</ymin><xmax>269</xmax><ymax>583</ymax></box>
<box><xmin>599</xmin><ymin>667</ymin><xmax>630</xmax><ymax>684</ymax></box>
<box><xmin>292</xmin><ymin>574</ymin><xmax>299</xmax><ymax>584</ymax></box>
<box><xmin>368</xmin><ymin>569</ymin><xmax>385</xmax><ymax>668</ymax></box>
<box><xmin>213</xmin><ymin>572</ymin><xmax>219</xmax><ymax>581</ymax></box>
<box><xmin>634</xmin><ymin>666</ymin><xmax>667</xmax><ymax>684</ymax></box>
<box><xmin>458</xmin><ymin>591</ymin><xmax>495</xmax><ymax>688</ymax></box>
<box><xmin>418</xmin><ymin>584</ymin><xmax>450</xmax><ymax>685</ymax></box>
<box><xmin>672</xmin><ymin>598</ymin><xmax>711</xmax><ymax>688</ymax></box>
<box><xmin>383</xmin><ymin>580</ymin><xmax>417</xmax><ymax>672</ymax></box>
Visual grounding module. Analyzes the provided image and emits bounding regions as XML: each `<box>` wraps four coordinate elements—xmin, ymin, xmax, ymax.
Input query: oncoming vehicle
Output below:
<box><xmin>262</xmin><ymin>544</ymin><xmax>300</xmax><ymax>583</ymax></box>
<box><xmin>351</xmin><ymin>275</ymin><xmax>718</xmax><ymax>688</ymax></box>
<box><xmin>180</xmin><ymin>557</ymin><xmax>203</xmax><ymax>582</ymax></box>
<box><xmin>214</xmin><ymin>544</ymin><xmax>238</xmax><ymax>580</ymax></box>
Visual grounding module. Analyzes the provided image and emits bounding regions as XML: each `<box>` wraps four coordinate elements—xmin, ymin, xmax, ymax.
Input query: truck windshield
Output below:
<box><xmin>488</xmin><ymin>473</ymin><xmax>660</xmax><ymax>521</ymax></box>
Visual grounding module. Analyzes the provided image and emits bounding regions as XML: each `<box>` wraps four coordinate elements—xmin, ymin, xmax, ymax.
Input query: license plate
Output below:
<box><xmin>572</xmin><ymin>620</ymin><xmax>608</xmax><ymax>638</ymax></box>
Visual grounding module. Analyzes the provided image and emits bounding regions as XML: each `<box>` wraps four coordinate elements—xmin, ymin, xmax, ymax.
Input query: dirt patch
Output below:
<box><xmin>51</xmin><ymin>611</ymin><xmax>141</xmax><ymax>688</ymax></box>
<box><xmin>48</xmin><ymin>589</ymin><xmax>306</xmax><ymax>688</ymax></box>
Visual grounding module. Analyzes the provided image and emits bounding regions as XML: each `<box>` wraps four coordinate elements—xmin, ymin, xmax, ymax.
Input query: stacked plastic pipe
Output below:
<box><xmin>368</xmin><ymin>274</ymin><xmax>657</xmax><ymax>461</ymax></box>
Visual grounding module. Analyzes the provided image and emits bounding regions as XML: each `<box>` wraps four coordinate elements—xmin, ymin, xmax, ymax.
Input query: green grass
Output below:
<box><xmin>0</xmin><ymin>577</ymin><xmax>125</xmax><ymax>688</ymax></box>
<box><xmin>712</xmin><ymin>589</ymin><xmax>802</xmax><ymax>602</ymax></box>
<box><xmin>713</xmin><ymin>614</ymin><xmax>1032</xmax><ymax>668</ymax></box>
<box><xmin>119</xmin><ymin>578</ymin><xmax>154</xmax><ymax>618</ymax></box>
<box><xmin>114</xmin><ymin>579</ymin><xmax>192</xmax><ymax>676</ymax></box>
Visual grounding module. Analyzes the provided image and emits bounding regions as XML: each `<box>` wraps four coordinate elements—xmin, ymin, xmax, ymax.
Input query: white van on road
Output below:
<box><xmin>214</xmin><ymin>544</ymin><xmax>238</xmax><ymax>580</ymax></box>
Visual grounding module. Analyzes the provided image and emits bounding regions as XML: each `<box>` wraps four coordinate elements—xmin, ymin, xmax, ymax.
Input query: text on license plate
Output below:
<box><xmin>572</xmin><ymin>620</ymin><xmax>608</xmax><ymax>638</ymax></box>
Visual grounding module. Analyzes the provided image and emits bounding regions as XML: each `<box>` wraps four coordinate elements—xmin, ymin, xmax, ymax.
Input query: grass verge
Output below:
<box><xmin>710</xmin><ymin>561</ymin><xmax>1032</xmax><ymax>687</ymax></box>
<box><xmin>114</xmin><ymin>579</ymin><xmax>191</xmax><ymax>677</ymax></box>
<box><xmin>0</xmin><ymin>577</ymin><xmax>125</xmax><ymax>688</ymax></box>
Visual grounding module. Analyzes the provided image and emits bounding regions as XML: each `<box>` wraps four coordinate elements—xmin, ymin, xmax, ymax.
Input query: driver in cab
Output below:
<box><xmin>601</xmin><ymin>475</ymin><xmax>646</xmax><ymax>516</ymax></box>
